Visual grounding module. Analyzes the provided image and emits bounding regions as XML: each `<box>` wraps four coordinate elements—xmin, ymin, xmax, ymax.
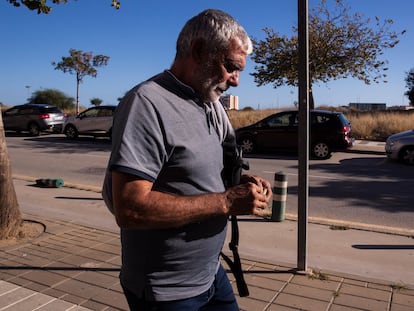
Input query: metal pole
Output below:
<box><xmin>297</xmin><ymin>0</ymin><xmax>309</xmax><ymax>271</ymax></box>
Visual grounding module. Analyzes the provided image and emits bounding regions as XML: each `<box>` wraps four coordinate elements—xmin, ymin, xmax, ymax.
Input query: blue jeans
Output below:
<box><xmin>122</xmin><ymin>264</ymin><xmax>239</xmax><ymax>311</ymax></box>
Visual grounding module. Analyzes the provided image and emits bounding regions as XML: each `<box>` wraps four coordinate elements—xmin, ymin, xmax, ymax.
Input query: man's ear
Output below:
<box><xmin>191</xmin><ymin>38</ymin><xmax>207</xmax><ymax>64</ymax></box>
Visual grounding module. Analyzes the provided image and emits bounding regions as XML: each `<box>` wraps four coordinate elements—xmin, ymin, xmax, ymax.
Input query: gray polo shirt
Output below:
<box><xmin>102</xmin><ymin>71</ymin><xmax>235</xmax><ymax>301</ymax></box>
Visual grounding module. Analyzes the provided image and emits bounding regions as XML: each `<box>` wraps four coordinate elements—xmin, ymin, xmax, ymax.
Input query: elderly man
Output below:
<box><xmin>103</xmin><ymin>9</ymin><xmax>272</xmax><ymax>310</ymax></box>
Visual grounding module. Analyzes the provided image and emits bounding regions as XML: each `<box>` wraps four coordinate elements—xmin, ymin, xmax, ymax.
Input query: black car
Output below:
<box><xmin>235</xmin><ymin>110</ymin><xmax>354</xmax><ymax>159</ymax></box>
<box><xmin>2</xmin><ymin>103</ymin><xmax>66</xmax><ymax>136</ymax></box>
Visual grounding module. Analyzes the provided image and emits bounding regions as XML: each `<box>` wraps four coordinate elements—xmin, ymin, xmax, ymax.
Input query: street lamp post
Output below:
<box><xmin>25</xmin><ymin>85</ymin><xmax>31</xmax><ymax>100</ymax></box>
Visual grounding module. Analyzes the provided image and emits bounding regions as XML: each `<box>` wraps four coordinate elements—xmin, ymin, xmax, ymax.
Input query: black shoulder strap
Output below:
<box><xmin>221</xmin><ymin>215</ymin><xmax>249</xmax><ymax>297</ymax></box>
<box><xmin>221</xmin><ymin>143</ymin><xmax>250</xmax><ymax>297</ymax></box>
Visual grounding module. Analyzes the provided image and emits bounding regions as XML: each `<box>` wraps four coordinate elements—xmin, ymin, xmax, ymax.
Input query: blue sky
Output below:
<box><xmin>1</xmin><ymin>0</ymin><xmax>412</xmax><ymax>109</ymax></box>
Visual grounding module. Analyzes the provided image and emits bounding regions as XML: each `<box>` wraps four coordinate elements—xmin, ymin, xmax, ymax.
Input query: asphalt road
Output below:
<box><xmin>5</xmin><ymin>133</ymin><xmax>414</xmax><ymax>231</ymax></box>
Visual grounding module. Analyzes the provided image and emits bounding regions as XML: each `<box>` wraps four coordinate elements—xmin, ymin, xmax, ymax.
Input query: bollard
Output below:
<box><xmin>271</xmin><ymin>172</ymin><xmax>288</xmax><ymax>222</ymax></box>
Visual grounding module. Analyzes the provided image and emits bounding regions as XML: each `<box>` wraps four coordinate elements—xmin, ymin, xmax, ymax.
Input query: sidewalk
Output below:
<box><xmin>1</xmin><ymin>141</ymin><xmax>414</xmax><ymax>311</ymax></box>
<box><xmin>1</xmin><ymin>213</ymin><xmax>413</xmax><ymax>311</ymax></box>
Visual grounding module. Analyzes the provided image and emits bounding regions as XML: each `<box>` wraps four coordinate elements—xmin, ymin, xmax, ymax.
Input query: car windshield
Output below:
<box><xmin>39</xmin><ymin>107</ymin><xmax>62</xmax><ymax>114</ymax></box>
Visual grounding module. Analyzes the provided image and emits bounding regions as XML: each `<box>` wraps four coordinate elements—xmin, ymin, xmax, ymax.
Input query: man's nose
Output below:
<box><xmin>228</xmin><ymin>71</ymin><xmax>240</xmax><ymax>87</ymax></box>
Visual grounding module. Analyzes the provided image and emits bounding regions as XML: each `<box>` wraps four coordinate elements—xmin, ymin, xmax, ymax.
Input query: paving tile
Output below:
<box><xmin>0</xmin><ymin>272</ymin><xmax>16</xmax><ymax>282</ymax></box>
<box><xmin>89</xmin><ymin>242</ymin><xmax>120</xmax><ymax>255</ymax></box>
<box><xmin>74</xmin><ymin>271</ymin><xmax>119</xmax><ymax>288</ymax></box>
<box><xmin>2</xmin><ymin>292</ymin><xmax>56</xmax><ymax>310</ymax></box>
<box><xmin>21</xmin><ymin>269</ymin><xmax>68</xmax><ymax>287</ymax></box>
<box><xmin>393</xmin><ymin>290</ymin><xmax>414</xmax><ymax>306</ymax></box>
<box><xmin>266</xmin><ymin>303</ymin><xmax>304</xmax><ymax>311</ymax></box>
<box><xmin>342</xmin><ymin>278</ymin><xmax>368</xmax><ymax>287</ymax></box>
<box><xmin>36</xmin><ymin>298</ymin><xmax>92</xmax><ymax>311</ymax></box>
<box><xmin>291</xmin><ymin>273</ymin><xmax>342</xmax><ymax>291</ymax></box>
<box><xmin>244</xmin><ymin>273</ymin><xmax>287</xmax><ymax>291</ymax></box>
<box><xmin>90</xmin><ymin>288</ymin><xmax>129</xmax><ymax>310</ymax></box>
<box><xmin>237</xmin><ymin>296</ymin><xmax>269</xmax><ymax>311</ymax></box>
<box><xmin>24</xmin><ymin>280</ymin><xmax>51</xmax><ymax>293</ymax></box>
<box><xmin>3</xmin><ymin>251</ymin><xmax>51</xmax><ymax>266</ymax></box>
<box><xmin>283</xmin><ymin>282</ymin><xmax>335</xmax><ymax>302</ymax></box>
<box><xmin>54</xmin><ymin>278</ymin><xmax>105</xmax><ymax>299</ymax></box>
<box><xmin>81</xmin><ymin>299</ymin><xmax>112</xmax><ymax>311</ymax></box>
<box><xmin>329</xmin><ymin>304</ymin><xmax>365</xmax><ymax>310</ymax></box>
<box><xmin>58</xmin><ymin>254</ymin><xmax>101</xmax><ymax>267</ymax></box>
<box><xmin>41</xmin><ymin>287</ymin><xmax>67</xmax><ymax>299</ymax></box>
<box><xmin>333</xmin><ymin>293</ymin><xmax>389</xmax><ymax>310</ymax></box>
<box><xmin>0</xmin><ymin>280</ymin><xmax>19</xmax><ymax>292</ymax></box>
<box><xmin>43</xmin><ymin>264</ymin><xmax>85</xmax><ymax>278</ymax></box>
<box><xmin>0</xmin><ymin>286</ymin><xmax>36</xmax><ymax>309</ymax></box>
<box><xmin>59</xmin><ymin>293</ymin><xmax>89</xmax><ymax>306</ymax></box>
<box><xmin>369</xmin><ymin>282</ymin><xmax>394</xmax><ymax>292</ymax></box>
<box><xmin>390</xmin><ymin>303</ymin><xmax>414</xmax><ymax>311</ymax></box>
<box><xmin>236</xmin><ymin>283</ymin><xmax>277</xmax><ymax>302</ymax></box>
<box><xmin>1</xmin><ymin>276</ymin><xmax>31</xmax><ymax>288</ymax></box>
<box><xmin>339</xmin><ymin>283</ymin><xmax>391</xmax><ymax>301</ymax></box>
<box><xmin>106</xmin><ymin>256</ymin><xmax>122</xmax><ymax>267</ymax></box>
<box><xmin>273</xmin><ymin>292</ymin><xmax>329</xmax><ymax>311</ymax></box>
<box><xmin>24</xmin><ymin>244</ymin><xmax>71</xmax><ymax>260</ymax></box>
<box><xmin>78</xmin><ymin>248</ymin><xmax>118</xmax><ymax>262</ymax></box>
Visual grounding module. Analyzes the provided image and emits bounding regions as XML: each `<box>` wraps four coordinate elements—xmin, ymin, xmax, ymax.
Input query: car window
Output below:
<box><xmin>4</xmin><ymin>108</ymin><xmax>20</xmax><ymax>116</ymax></box>
<box><xmin>267</xmin><ymin>112</ymin><xmax>296</xmax><ymax>127</ymax></box>
<box><xmin>83</xmin><ymin>108</ymin><xmax>99</xmax><ymax>118</ymax></box>
<box><xmin>20</xmin><ymin>107</ymin><xmax>36</xmax><ymax>115</ymax></box>
<box><xmin>312</xmin><ymin>114</ymin><xmax>332</xmax><ymax>125</ymax></box>
<box><xmin>97</xmin><ymin>108</ymin><xmax>114</xmax><ymax>117</ymax></box>
<box><xmin>40</xmin><ymin>107</ymin><xmax>62</xmax><ymax>114</ymax></box>
<box><xmin>338</xmin><ymin>113</ymin><xmax>350</xmax><ymax>125</ymax></box>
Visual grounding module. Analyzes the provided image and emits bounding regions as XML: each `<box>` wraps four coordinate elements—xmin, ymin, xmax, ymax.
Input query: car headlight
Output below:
<box><xmin>387</xmin><ymin>139</ymin><xmax>398</xmax><ymax>147</ymax></box>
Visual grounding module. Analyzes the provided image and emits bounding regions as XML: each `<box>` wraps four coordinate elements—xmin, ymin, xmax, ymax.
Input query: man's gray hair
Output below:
<box><xmin>176</xmin><ymin>9</ymin><xmax>253</xmax><ymax>58</ymax></box>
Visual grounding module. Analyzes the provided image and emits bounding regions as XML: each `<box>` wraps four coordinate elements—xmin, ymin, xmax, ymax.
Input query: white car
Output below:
<box><xmin>63</xmin><ymin>105</ymin><xmax>116</xmax><ymax>139</ymax></box>
<box><xmin>385</xmin><ymin>129</ymin><xmax>414</xmax><ymax>165</ymax></box>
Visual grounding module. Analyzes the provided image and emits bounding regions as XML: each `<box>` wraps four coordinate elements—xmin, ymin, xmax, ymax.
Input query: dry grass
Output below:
<box><xmin>228</xmin><ymin>107</ymin><xmax>414</xmax><ymax>141</ymax></box>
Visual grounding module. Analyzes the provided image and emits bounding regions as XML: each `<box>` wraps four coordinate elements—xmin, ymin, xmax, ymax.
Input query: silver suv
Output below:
<box><xmin>385</xmin><ymin>129</ymin><xmax>414</xmax><ymax>165</ymax></box>
<box><xmin>63</xmin><ymin>105</ymin><xmax>116</xmax><ymax>139</ymax></box>
<box><xmin>2</xmin><ymin>104</ymin><xmax>65</xmax><ymax>136</ymax></box>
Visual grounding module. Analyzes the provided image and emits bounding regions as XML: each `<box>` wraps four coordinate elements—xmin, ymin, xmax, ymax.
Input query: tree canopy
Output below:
<box><xmin>7</xmin><ymin>0</ymin><xmax>120</xmax><ymax>14</ymax></box>
<box><xmin>28</xmin><ymin>88</ymin><xmax>75</xmax><ymax>110</ymax></box>
<box><xmin>251</xmin><ymin>0</ymin><xmax>406</xmax><ymax>106</ymax></box>
<box><xmin>405</xmin><ymin>68</ymin><xmax>414</xmax><ymax>106</ymax></box>
<box><xmin>90</xmin><ymin>97</ymin><xmax>103</xmax><ymax>107</ymax></box>
<box><xmin>52</xmin><ymin>49</ymin><xmax>110</xmax><ymax>113</ymax></box>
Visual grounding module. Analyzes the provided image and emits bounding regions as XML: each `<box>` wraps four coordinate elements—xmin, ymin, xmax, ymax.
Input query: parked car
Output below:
<box><xmin>235</xmin><ymin>110</ymin><xmax>354</xmax><ymax>159</ymax></box>
<box><xmin>385</xmin><ymin>129</ymin><xmax>414</xmax><ymax>165</ymax></box>
<box><xmin>63</xmin><ymin>105</ymin><xmax>116</xmax><ymax>139</ymax></box>
<box><xmin>2</xmin><ymin>103</ymin><xmax>65</xmax><ymax>136</ymax></box>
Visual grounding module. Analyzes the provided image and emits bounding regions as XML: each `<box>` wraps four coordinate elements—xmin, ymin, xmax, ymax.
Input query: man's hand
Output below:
<box><xmin>225</xmin><ymin>175</ymin><xmax>273</xmax><ymax>217</ymax></box>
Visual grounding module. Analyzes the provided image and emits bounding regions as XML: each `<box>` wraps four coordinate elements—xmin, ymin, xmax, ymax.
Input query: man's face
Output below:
<box><xmin>196</xmin><ymin>38</ymin><xmax>247</xmax><ymax>102</ymax></box>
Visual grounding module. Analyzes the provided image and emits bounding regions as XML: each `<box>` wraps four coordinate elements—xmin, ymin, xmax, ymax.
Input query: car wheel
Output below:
<box><xmin>64</xmin><ymin>125</ymin><xmax>78</xmax><ymax>139</ymax></box>
<box><xmin>398</xmin><ymin>146</ymin><xmax>414</xmax><ymax>165</ymax></box>
<box><xmin>312</xmin><ymin>142</ymin><xmax>331</xmax><ymax>159</ymax></box>
<box><xmin>239</xmin><ymin>137</ymin><xmax>255</xmax><ymax>154</ymax></box>
<box><xmin>28</xmin><ymin>122</ymin><xmax>40</xmax><ymax>136</ymax></box>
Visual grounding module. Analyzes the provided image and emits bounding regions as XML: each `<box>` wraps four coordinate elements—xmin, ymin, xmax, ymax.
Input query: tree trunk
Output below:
<box><xmin>0</xmin><ymin>112</ymin><xmax>23</xmax><ymax>239</ymax></box>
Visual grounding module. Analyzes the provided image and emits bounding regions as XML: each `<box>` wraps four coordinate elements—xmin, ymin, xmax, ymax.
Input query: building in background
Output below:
<box><xmin>349</xmin><ymin>103</ymin><xmax>386</xmax><ymax>111</ymax></box>
<box><xmin>220</xmin><ymin>94</ymin><xmax>239</xmax><ymax>110</ymax></box>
